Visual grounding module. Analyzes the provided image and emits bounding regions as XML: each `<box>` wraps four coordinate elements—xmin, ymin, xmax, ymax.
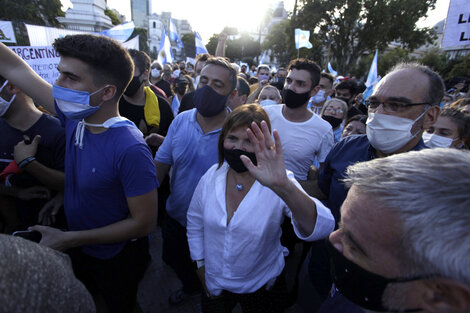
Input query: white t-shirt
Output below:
<box><xmin>186</xmin><ymin>163</ymin><xmax>335</xmax><ymax>296</ymax></box>
<box><xmin>264</xmin><ymin>104</ymin><xmax>334</xmax><ymax>180</ymax></box>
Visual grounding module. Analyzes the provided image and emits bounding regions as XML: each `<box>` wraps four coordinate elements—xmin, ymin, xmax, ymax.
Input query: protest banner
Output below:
<box><xmin>442</xmin><ymin>0</ymin><xmax>470</xmax><ymax>48</ymax></box>
<box><xmin>8</xmin><ymin>46</ymin><xmax>60</xmax><ymax>85</ymax></box>
<box><xmin>0</xmin><ymin>21</ymin><xmax>17</xmax><ymax>43</ymax></box>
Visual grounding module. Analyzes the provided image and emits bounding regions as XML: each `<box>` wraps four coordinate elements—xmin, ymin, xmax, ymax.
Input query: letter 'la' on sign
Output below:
<box><xmin>442</xmin><ymin>0</ymin><xmax>470</xmax><ymax>48</ymax></box>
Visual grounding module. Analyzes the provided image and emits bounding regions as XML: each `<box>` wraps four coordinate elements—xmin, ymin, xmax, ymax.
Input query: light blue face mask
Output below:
<box><xmin>53</xmin><ymin>84</ymin><xmax>108</xmax><ymax>120</ymax></box>
<box><xmin>0</xmin><ymin>80</ymin><xmax>16</xmax><ymax>117</ymax></box>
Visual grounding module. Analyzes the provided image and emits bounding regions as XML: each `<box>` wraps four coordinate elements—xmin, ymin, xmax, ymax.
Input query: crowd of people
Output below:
<box><xmin>0</xmin><ymin>33</ymin><xmax>469</xmax><ymax>313</ymax></box>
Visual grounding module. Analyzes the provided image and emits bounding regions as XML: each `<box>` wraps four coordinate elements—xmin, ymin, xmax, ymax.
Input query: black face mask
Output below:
<box><xmin>326</xmin><ymin>238</ymin><xmax>425</xmax><ymax>312</ymax></box>
<box><xmin>124</xmin><ymin>76</ymin><xmax>143</xmax><ymax>97</ymax></box>
<box><xmin>194</xmin><ymin>85</ymin><xmax>228</xmax><ymax>117</ymax></box>
<box><xmin>277</xmin><ymin>77</ymin><xmax>286</xmax><ymax>86</ymax></box>
<box><xmin>223</xmin><ymin>148</ymin><xmax>257</xmax><ymax>173</ymax></box>
<box><xmin>322</xmin><ymin>115</ymin><xmax>343</xmax><ymax>129</ymax></box>
<box><xmin>283</xmin><ymin>88</ymin><xmax>311</xmax><ymax>108</ymax></box>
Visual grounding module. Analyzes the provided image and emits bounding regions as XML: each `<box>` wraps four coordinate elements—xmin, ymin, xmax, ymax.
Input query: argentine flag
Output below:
<box><xmin>295</xmin><ymin>28</ymin><xmax>312</xmax><ymax>49</ymax></box>
<box><xmin>365</xmin><ymin>49</ymin><xmax>378</xmax><ymax>88</ymax></box>
<box><xmin>157</xmin><ymin>28</ymin><xmax>173</xmax><ymax>65</ymax></box>
<box><xmin>99</xmin><ymin>21</ymin><xmax>135</xmax><ymax>43</ymax></box>
<box><xmin>195</xmin><ymin>32</ymin><xmax>208</xmax><ymax>55</ymax></box>
<box><xmin>327</xmin><ymin>62</ymin><xmax>337</xmax><ymax>76</ymax></box>
<box><xmin>169</xmin><ymin>18</ymin><xmax>184</xmax><ymax>50</ymax></box>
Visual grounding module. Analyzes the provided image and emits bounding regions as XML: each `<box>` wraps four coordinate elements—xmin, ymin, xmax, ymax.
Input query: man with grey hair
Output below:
<box><xmin>154</xmin><ymin>56</ymin><xmax>237</xmax><ymax>304</ymax></box>
<box><xmin>305</xmin><ymin>62</ymin><xmax>443</xmax><ymax>309</ymax></box>
<box><xmin>321</xmin><ymin>148</ymin><xmax>470</xmax><ymax>312</ymax></box>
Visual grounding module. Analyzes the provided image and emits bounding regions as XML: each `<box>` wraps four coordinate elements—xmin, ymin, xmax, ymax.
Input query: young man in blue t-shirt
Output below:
<box><xmin>0</xmin><ymin>35</ymin><xmax>159</xmax><ymax>312</ymax></box>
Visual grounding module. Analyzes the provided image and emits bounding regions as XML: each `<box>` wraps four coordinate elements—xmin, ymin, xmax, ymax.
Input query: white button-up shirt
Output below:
<box><xmin>187</xmin><ymin>163</ymin><xmax>335</xmax><ymax>295</ymax></box>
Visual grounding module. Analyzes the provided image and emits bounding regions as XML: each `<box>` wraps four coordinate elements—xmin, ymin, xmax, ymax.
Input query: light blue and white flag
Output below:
<box><xmin>362</xmin><ymin>76</ymin><xmax>381</xmax><ymax>102</ymax></box>
<box><xmin>100</xmin><ymin>21</ymin><xmax>135</xmax><ymax>43</ymax></box>
<box><xmin>195</xmin><ymin>32</ymin><xmax>208</xmax><ymax>55</ymax></box>
<box><xmin>365</xmin><ymin>49</ymin><xmax>378</xmax><ymax>88</ymax></box>
<box><xmin>295</xmin><ymin>28</ymin><xmax>312</xmax><ymax>49</ymax></box>
<box><xmin>327</xmin><ymin>62</ymin><xmax>337</xmax><ymax>76</ymax></box>
<box><xmin>158</xmin><ymin>28</ymin><xmax>173</xmax><ymax>65</ymax></box>
<box><xmin>259</xmin><ymin>51</ymin><xmax>267</xmax><ymax>65</ymax></box>
<box><xmin>169</xmin><ymin>18</ymin><xmax>184</xmax><ymax>49</ymax></box>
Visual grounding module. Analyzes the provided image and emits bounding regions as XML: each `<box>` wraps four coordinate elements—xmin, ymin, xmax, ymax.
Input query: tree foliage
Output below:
<box><xmin>181</xmin><ymin>33</ymin><xmax>196</xmax><ymax>58</ymax></box>
<box><xmin>295</xmin><ymin>0</ymin><xmax>437</xmax><ymax>73</ymax></box>
<box><xmin>129</xmin><ymin>27</ymin><xmax>149</xmax><ymax>56</ymax></box>
<box><xmin>0</xmin><ymin>0</ymin><xmax>65</xmax><ymax>26</ymax></box>
<box><xmin>104</xmin><ymin>8</ymin><xmax>121</xmax><ymax>26</ymax></box>
<box><xmin>263</xmin><ymin>20</ymin><xmax>293</xmax><ymax>66</ymax></box>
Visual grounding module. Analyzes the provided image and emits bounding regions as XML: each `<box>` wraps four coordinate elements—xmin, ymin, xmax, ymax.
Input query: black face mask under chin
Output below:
<box><xmin>322</xmin><ymin>115</ymin><xmax>343</xmax><ymax>129</ymax></box>
<box><xmin>283</xmin><ymin>88</ymin><xmax>311</xmax><ymax>108</ymax></box>
<box><xmin>223</xmin><ymin>148</ymin><xmax>257</xmax><ymax>173</ymax></box>
<box><xmin>326</xmin><ymin>238</ymin><xmax>427</xmax><ymax>312</ymax></box>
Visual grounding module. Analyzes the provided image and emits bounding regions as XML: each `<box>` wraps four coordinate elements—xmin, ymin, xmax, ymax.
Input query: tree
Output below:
<box><xmin>446</xmin><ymin>54</ymin><xmax>470</xmax><ymax>81</ymax></box>
<box><xmin>0</xmin><ymin>0</ymin><xmax>64</xmax><ymax>26</ymax></box>
<box><xmin>129</xmin><ymin>27</ymin><xmax>149</xmax><ymax>55</ymax></box>
<box><xmin>263</xmin><ymin>19</ymin><xmax>293</xmax><ymax>66</ymax></box>
<box><xmin>104</xmin><ymin>8</ymin><xmax>121</xmax><ymax>26</ymax></box>
<box><xmin>295</xmin><ymin>0</ymin><xmax>437</xmax><ymax>73</ymax></box>
<box><xmin>181</xmin><ymin>33</ymin><xmax>196</xmax><ymax>58</ymax></box>
<box><xmin>206</xmin><ymin>34</ymin><xmax>218</xmax><ymax>55</ymax></box>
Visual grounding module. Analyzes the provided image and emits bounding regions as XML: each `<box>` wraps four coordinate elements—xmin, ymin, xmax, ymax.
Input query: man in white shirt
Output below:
<box><xmin>264</xmin><ymin>59</ymin><xmax>334</xmax><ymax>190</ymax></box>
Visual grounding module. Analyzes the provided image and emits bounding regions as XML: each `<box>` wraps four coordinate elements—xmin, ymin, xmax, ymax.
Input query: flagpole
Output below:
<box><xmin>297</xmin><ymin>48</ymin><xmax>300</xmax><ymax>59</ymax></box>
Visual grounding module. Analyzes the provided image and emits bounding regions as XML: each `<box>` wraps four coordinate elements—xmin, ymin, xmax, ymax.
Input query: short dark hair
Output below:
<box><xmin>320</xmin><ymin>72</ymin><xmax>334</xmax><ymax>87</ymax></box>
<box><xmin>204</xmin><ymin>57</ymin><xmax>238</xmax><ymax>92</ymax></box>
<box><xmin>287</xmin><ymin>58</ymin><xmax>321</xmax><ymax>89</ymax></box>
<box><xmin>217</xmin><ymin>104</ymin><xmax>271</xmax><ymax>168</ymax></box>
<box><xmin>236</xmin><ymin>76</ymin><xmax>250</xmax><ymax>97</ymax></box>
<box><xmin>335</xmin><ymin>79</ymin><xmax>358</xmax><ymax>96</ymax></box>
<box><xmin>389</xmin><ymin>63</ymin><xmax>445</xmax><ymax>106</ymax></box>
<box><xmin>195</xmin><ymin>53</ymin><xmax>210</xmax><ymax>66</ymax></box>
<box><xmin>345</xmin><ymin>114</ymin><xmax>368</xmax><ymax>127</ymax></box>
<box><xmin>128</xmin><ymin>49</ymin><xmax>151</xmax><ymax>74</ymax></box>
<box><xmin>53</xmin><ymin>34</ymin><xmax>133</xmax><ymax>99</ymax></box>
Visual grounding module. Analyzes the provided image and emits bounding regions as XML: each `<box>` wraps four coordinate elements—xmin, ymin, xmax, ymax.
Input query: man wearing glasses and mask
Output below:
<box><xmin>306</xmin><ymin>63</ymin><xmax>442</xmax><ymax>310</ymax></box>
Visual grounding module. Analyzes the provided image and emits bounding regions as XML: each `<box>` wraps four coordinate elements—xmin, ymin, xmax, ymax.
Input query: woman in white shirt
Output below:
<box><xmin>187</xmin><ymin>104</ymin><xmax>334</xmax><ymax>313</ymax></box>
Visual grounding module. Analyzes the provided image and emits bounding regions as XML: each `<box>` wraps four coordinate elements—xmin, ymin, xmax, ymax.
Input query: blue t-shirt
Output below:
<box><xmin>56</xmin><ymin>103</ymin><xmax>159</xmax><ymax>259</ymax></box>
<box><xmin>319</xmin><ymin>134</ymin><xmax>427</xmax><ymax>223</ymax></box>
<box><xmin>155</xmin><ymin>108</ymin><xmax>221</xmax><ymax>227</ymax></box>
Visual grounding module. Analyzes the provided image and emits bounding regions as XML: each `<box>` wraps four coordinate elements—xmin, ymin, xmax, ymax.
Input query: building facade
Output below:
<box><xmin>57</xmin><ymin>0</ymin><xmax>112</xmax><ymax>32</ymax></box>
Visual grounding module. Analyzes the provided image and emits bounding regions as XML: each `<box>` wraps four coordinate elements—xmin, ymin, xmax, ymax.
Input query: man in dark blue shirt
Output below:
<box><xmin>305</xmin><ymin>63</ymin><xmax>443</xmax><ymax>312</ymax></box>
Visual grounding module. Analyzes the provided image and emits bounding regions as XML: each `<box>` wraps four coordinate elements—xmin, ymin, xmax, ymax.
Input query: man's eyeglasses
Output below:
<box><xmin>365</xmin><ymin>100</ymin><xmax>429</xmax><ymax>113</ymax></box>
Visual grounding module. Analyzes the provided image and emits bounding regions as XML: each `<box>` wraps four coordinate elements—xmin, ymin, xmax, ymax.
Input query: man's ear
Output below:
<box><xmin>417</xmin><ymin>278</ymin><xmax>470</xmax><ymax>313</ymax></box>
<box><xmin>423</xmin><ymin>106</ymin><xmax>440</xmax><ymax>130</ymax></box>
<box><xmin>241</xmin><ymin>94</ymin><xmax>248</xmax><ymax>105</ymax></box>
<box><xmin>228</xmin><ymin>88</ymin><xmax>238</xmax><ymax>100</ymax></box>
<box><xmin>309</xmin><ymin>85</ymin><xmax>321</xmax><ymax>97</ymax></box>
<box><xmin>102</xmin><ymin>85</ymin><xmax>117</xmax><ymax>102</ymax></box>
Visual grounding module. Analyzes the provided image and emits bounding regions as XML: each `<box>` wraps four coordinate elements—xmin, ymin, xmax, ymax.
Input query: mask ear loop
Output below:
<box><xmin>411</xmin><ymin>105</ymin><xmax>432</xmax><ymax>138</ymax></box>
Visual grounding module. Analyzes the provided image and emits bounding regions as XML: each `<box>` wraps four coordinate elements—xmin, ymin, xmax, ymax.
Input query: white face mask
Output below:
<box><xmin>0</xmin><ymin>80</ymin><xmax>16</xmax><ymax>117</ymax></box>
<box><xmin>366</xmin><ymin>110</ymin><xmax>427</xmax><ymax>154</ymax></box>
<box><xmin>259</xmin><ymin>99</ymin><xmax>279</xmax><ymax>107</ymax></box>
<box><xmin>151</xmin><ymin>68</ymin><xmax>161</xmax><ymax>78</ymax></box>
<box><xmin>312</xmin><ymin>89</ymin><xmax>326</xmax><ymax>104</ymax></box>
<box><xmin>422</xmin><ymin>132</ymin><xmax>454</xmax><ymax>148</ymax></box>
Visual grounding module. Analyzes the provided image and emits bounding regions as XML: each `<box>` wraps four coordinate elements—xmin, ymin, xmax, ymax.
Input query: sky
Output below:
<box><xmin>60</xmin><ymin>0</ymin><xmax>451</xmax><ymax>44</ymax></box>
